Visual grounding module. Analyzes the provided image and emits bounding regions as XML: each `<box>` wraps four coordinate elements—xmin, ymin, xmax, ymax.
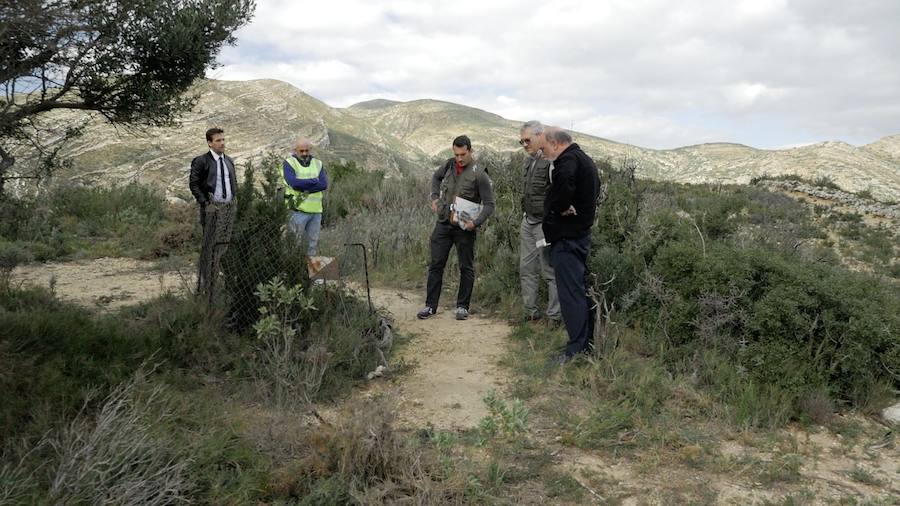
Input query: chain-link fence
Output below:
<box><xmin>195</xmin><ymin>198</ymin><xmax>375</xmax><ymax>330</ymax></box>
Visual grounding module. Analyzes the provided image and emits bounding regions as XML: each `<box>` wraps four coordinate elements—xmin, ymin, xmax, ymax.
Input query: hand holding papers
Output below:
<box><xmin>453</xmin><ymin>196</ymin><xmax>482</xmax><ymax>231</ymax></box>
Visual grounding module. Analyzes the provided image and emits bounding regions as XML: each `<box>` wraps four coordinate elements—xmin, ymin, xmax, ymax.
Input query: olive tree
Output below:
<box><xmin>0</xmin><ymin>0</ymin><xmax>255</xmax><ymax>196</ymax></box>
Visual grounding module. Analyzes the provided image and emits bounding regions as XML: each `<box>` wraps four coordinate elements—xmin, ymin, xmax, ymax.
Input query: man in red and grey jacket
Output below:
<box><xmin>417</xmin><ymin>135</ymin><xmax>495</xmax><ymax>321</ymax></box>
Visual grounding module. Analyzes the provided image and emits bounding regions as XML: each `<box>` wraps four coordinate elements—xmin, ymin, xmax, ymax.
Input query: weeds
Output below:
<box><xmin>47</xmin><ymin>379</ymin><xmax>191</xmax><ymax>505</ymax></box>
<box><xmin>271</xmin><ymin>396</ymin><xmax>468</xmax><ymax>504</ymax></box>
<box><xmin>252</xmin><ymin>276</ymin><xmax>325</xmax><ymax>407</ymax></box>
<box><xmin>845</xmin><ymin>464</ymin><xmax>884</xmax><ymax>487</ymax></box>
<box><xmin>477</xmin><ymin>390</ymin><xmax>529</xmax><ymax>444</ymax></box>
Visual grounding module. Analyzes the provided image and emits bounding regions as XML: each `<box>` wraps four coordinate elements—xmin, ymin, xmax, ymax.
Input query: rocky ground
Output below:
<box><xmin>761</xmin><ymin>179</ymin><xmax>900</xmax><ymax>224</ymax></box>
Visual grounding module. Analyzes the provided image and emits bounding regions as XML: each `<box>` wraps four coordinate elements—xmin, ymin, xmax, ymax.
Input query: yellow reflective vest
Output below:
<box><xmin>282</xmin><ymin>157</ymin><xmax>324</xmax><ymax>213</ymax></box>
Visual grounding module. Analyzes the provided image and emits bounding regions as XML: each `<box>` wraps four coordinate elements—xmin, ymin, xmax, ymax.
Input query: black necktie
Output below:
<box><xmin>218</xmin><ymin>157</ymin><xmax>227</xmax><ymax>200</ymax></box>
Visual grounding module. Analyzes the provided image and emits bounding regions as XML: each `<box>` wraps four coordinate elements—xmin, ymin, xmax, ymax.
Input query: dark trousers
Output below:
<box><xmin>197</xmin><ymin>202</ymin><xmax>235</xmax><ymax>297</ymax></box>
<box><xmin>425</xmin><ymin>221</ymin><xmax>476</xmax><ymax>310</ymax></box>
<box><xmin>550</xmin><ymin>234</ymin><xmax>595</xmax><ymax>357</ymax></box>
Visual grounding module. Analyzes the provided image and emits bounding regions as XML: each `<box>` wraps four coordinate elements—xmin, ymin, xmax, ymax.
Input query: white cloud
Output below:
<box><xmin>214</xmin><ymin>0</ymin><xmax>900</xmax><ymax>148</ymax></box>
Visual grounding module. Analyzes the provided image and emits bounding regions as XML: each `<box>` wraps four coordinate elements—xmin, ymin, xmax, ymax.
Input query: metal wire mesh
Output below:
<box><xmin>196</xmin><ymin>200</ymin><xmax>307</xmax><ymax>329</ymax></box>
<box><xmin>195</xmin><ymin>201</ymin><xmax>376</xmax><ymax>329</ymax></box>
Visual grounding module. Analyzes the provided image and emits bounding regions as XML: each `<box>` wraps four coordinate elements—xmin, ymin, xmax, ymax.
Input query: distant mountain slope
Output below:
<box><xmin>60</xmin><ymin>79</ymin><xmax>414</xmax><ymax>196</ymax></box>
<box><xmin>345</xmin><ymin>97</ymin><xmax>900</xmax><ymax>201</ymax></box>
<box><xmin>34</xmin><ymin>79</ymin><xmax>900</xmax><ymax>201</ymax></box>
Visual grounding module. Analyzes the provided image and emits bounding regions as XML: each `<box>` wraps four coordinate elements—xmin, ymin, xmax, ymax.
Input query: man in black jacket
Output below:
<box><xmin>189</xmin><ymin>127</ymin><xmax>237</xmax><ymax>295</ymax></box>
<box><xmin>540</xmin><ymin>127</ymin><xmax>601</xmax><ymax>361</ymax></box>
<box><xmin>189</xmin><ymin>127</ymin><xmax>237</xmax><ymax>226</ymax></box>
<box><xmin>417</xmin><ymin>135</ymin><xmax>495</xmax><ymax>321</ymax></box>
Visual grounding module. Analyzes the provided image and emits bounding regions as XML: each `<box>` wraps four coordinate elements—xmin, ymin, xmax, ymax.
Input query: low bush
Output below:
<box><xmin>0</xmin><ymin>184</ymin><xmax>182</xmax><ymax>260</ymax></box>
<box><xmin>599</xmin><ymin>182</ymin><xmax>900</xmax><ymax>424</ymax></box>
<box><xmin>267</xmin><ymin>396</ymin><xmax>467</xmax><ymax>504</ymax></box>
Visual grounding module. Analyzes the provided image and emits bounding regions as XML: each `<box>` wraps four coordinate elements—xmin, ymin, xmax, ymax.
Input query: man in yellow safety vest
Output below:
<box><xmin>281</xmin><ymin>137</ymin><xmax>328</xmax><ymax>256</ymax></box>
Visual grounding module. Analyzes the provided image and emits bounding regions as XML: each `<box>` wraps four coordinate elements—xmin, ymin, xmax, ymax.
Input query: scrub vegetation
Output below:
<box><xmin>2</xmin><ymin>153</ymin><xmax>898</xmax><ymax>503</ymax></box>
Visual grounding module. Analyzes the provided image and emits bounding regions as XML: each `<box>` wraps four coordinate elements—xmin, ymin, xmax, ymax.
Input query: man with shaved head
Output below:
<box><xmin>281</xmin><ymin>137</ymin><xmax>329</xmax><ymax>256</ymax></box>
<box><xmin>539</xmin><ymin>127</ymin><xmax>601</xmax><ymax>363</ymax></box>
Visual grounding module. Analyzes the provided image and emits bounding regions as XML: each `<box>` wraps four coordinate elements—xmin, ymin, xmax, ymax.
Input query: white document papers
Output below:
<box><xmin>453</xmin><ymin>196</ymin><xmax>482</xmax><ymax>230</ymax></box>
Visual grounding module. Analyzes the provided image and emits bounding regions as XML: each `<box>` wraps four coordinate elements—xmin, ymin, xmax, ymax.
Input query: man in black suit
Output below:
<box><xmin>189</xmin><ymin>127</ymin><xmax>237</xmax><ymax>226</ymax></box>
<box><xmin>189</xmin><ymin>127</ymin><xmax>237</xmax><ymax>295</ymax></box>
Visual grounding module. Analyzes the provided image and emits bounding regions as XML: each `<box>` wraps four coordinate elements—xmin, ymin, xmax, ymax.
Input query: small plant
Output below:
<box><xmin>846</xmin><ymin>464</ymin><xmax>883</xmax><ymax>487</ymax></box>
<box><xmin>0</xmin><ymin>241</ymin><xmax>33</xmax><ymax>291</ymax></box>
<box><xmin>430</xmin><ymin>429</ymin><xmax>457</xmax><ymax>475</ymax></box>
<box><xmin>758</xmin><ymin>453</ymin><xmax>803</xmax><ymax>485</ymax></box>
<box><xmin>253</xmin><ymin>276</ymin><xmax>323</xmax><ymax>407</ymax></box>
<box><xmin>813</xmin><ymin>175</ymin><xmax>842</xmax><ymax>190</ymax></box>
<box><xmin>0</xmin><ymin>453</ymin><xmax>31</xmax><ymax>505</ymax></box>
<box><xmin>280</xmin><ymin>397</ymin><xmax>466</xmax><ymax>503</ymax></box>
<box><xmin>478</xmin><ymin>390</ymin><xmax>529</xmax><ymax>443</ymax></box>
<box><xmin>855</xmin><ymin>188</ymin><xmax>874</xmax><ymax>200</ymax></box>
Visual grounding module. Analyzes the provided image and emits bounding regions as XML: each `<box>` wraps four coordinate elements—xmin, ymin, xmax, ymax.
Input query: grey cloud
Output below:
<box><xmin>218</xmin><ymin>0</ymin><xmax>900</xmax><ymax>148</ymax></box>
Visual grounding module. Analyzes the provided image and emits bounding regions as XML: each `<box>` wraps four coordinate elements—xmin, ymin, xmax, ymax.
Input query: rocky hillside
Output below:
<box><xmin>37</xmin><ymin>79</ymin><xmax>900</xmax><ymax>201</ymax></box>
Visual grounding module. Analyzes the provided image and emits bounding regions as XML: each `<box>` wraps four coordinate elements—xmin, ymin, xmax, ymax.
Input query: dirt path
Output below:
<box><xmin>12</xmin><ymin>257</ymin><xmax>188</xmax><ymax>309</ymax></box>
<box><xmin>368</xmin><ymin>288</ymin><xmax>511</xmax><ymax>430</ymax></box>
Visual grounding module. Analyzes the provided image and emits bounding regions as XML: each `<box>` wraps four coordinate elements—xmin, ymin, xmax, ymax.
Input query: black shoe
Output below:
<box><xmin>417</xmin><ymin>306</ymin><xmax>436</xmax><ymax>319</ymax></box>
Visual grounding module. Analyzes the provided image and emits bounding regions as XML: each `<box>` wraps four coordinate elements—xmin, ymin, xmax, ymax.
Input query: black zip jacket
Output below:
<box><xmin>541</xmin><ymin>143</ymin><xmax>601</xmax><ymax>243</ymax></box>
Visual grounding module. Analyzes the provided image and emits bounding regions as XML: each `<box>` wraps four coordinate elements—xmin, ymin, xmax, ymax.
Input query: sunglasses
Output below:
<box><xmin>518</xmin><ymin>138</ymin><xmax>531</xmax><ymax>146</ymax></box>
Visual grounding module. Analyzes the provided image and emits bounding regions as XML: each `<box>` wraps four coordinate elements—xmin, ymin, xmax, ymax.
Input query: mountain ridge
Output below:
<box><xmin>25</xmin><ymin>78</ymin><xmax>900</xmax><ymax>201</ymax></box>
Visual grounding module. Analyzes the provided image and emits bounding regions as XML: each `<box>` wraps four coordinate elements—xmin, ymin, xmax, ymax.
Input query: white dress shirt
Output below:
<box><xmin>209</xmin><ymin>150</ymin><xmax>233</xmax><ymax>203</ymax></box>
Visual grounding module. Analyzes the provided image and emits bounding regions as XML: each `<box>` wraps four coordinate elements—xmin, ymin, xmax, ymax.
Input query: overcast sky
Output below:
<box><xmin>212</xmin><ymin>0</ymin><xmax>900</xmax><ymax>150</ymax></box>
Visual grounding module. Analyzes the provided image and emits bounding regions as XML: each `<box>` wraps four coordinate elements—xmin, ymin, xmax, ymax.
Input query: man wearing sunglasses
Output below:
<box><xmin>513</xmin><ymin>121</ymin><xmax>561</xmax><ymax>326</ymax></box>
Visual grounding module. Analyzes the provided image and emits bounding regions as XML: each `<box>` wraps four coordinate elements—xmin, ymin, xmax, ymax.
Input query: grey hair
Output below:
<box><xmin>520</xmin><ymin>120</ymin><xmax>544</xmax><ymax>135</ymax></box>
<box><xmin>544</xmin><ymin>128</ymin><xmax>572</xmax><ymax>144</ymax></box>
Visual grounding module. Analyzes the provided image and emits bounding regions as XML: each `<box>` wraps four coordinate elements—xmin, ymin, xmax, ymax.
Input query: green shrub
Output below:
<box><xmin>221</xmin><ymin>156</ymin><xmax>308</xmax><ymax>329</ymax></box>
<box><xmin>322</xmin><ymin>160</ymin><xmax>386</xmax><ymax>225</ymax></box>
<box><xmin>0</xmin><ymin>241</ymin><xmax>33</xmax><ymax>288</ymax></box>
<box><xmin>580</xmin><ymin>176</ymin><xmax>899</xmax><ymax>425</ymax></box>
<box><xmin>0</xmin><ymin>184</ymin><xmax>173</xmax><ymax>260</ymax></box>
<box><xmin>631</xmin><ymin>240</ymin><xmax>900</xmax><ymax>418</ymax></box>
<box><xmin>52</xmin><ymin>185</ymin><xmax>165</xmax><ymax>226</ymax></box>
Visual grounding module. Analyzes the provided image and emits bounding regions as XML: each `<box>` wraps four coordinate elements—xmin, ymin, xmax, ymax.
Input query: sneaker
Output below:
<box><xmin>416</xmin><ymin>306</ymin><xmax>436</xmax><ymax>319</ymax></box>
<box><xmin>455</xmin><ymin>307</ymin><xmax>469</xmax><ymax>320</ymax></box>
